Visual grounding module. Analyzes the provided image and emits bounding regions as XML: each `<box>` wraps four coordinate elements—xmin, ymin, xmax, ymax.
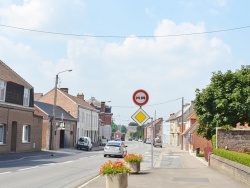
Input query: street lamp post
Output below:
<box><xmin>50</xmin><ymin>69</ymin><xmax>72</xmax><ymax>150</ymax></box>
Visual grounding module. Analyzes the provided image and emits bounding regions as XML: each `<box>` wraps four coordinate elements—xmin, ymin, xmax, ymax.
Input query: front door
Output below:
<box><xmin>60</xmin><ymin>130</ymin><xmax>65</xmax><ymax>148</ymax></box>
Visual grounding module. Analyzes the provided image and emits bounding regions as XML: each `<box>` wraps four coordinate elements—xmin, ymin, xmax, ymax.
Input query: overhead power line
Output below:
<box><xmin>112</xmin><ymin>97</ymin><xmax>182</xmax><ymax>108</ymax></box>
<box><xmin>0</xmin><ymin>24</ymin><xmax>250</xmax><ymax>38</ymax></box>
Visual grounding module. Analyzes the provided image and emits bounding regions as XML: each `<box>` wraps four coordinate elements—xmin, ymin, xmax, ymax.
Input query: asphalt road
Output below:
<box><xmin>0</xmin><ymin>141</ymin><xmax>155</xmax><ymax>188</ymax></box>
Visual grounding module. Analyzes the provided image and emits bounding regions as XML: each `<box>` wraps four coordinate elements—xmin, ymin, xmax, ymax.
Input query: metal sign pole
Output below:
<box><xmin>151</xmin><ymin>117</ymin><xmax>154</xmax><ymax>168</ymax></box>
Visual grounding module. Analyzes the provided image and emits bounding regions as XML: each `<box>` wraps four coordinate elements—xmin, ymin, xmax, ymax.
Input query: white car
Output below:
<box><xmin>146</xmin><ymin>138</ymin><xmax>151</xmax><ymax>144</ymax></box>
<box><xmin>138</xmin><ymin>139</ymin><xmax>143</xmax><ymax>142</ymax></box>
<box><xmin>76</xmin><ymin>136</ymin><xmax>92</xmax><ymax>151</ymax></box>
<box><xmin>104</xmin><ymin>141</ymin><xmax>127</xmax><ymax>158</ymax></box>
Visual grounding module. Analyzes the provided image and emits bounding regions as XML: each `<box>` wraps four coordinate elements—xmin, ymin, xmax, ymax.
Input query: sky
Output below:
<box><xmin>0</xmin><ymin>0</ymin><xmax>250</xmax><ymax>125</ymax></box>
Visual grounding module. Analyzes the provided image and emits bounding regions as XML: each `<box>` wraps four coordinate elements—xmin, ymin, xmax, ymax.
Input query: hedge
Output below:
<box><xmin>213</xmin><ymin>149</ymin><xmax>250</xmax><ymax>167</ymax></box>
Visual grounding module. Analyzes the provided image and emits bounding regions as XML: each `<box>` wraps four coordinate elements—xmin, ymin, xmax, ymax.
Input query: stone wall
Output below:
<box><xmin>209</xmin><ymin>154</ymin><xmax>250</xmax><ymax>186</ymax></box>
<box><xmin>216</xmin><ymin>129</ymin><xmax>250</xmax><ymax>151</ymax></box>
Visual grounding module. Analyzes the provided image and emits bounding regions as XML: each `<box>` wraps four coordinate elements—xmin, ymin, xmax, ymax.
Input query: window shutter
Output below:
<box><xmin>5</xmin><ymin>81</ymin><xmax>24</xmax><ymax>105</ymax></box>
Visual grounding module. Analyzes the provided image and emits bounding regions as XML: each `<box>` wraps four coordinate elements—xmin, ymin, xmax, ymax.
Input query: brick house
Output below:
<box><xmin>0</xmin><ymin>60</ymin><xmax>42</xmax><ymax>154</ymax></box>
<box><xmin>166</xmin><ymin>103</ymin><xmax>194</xmax><ymax>146</ymax></box>
<box><xmin>86</xmin><ymin>97</ymin><xmax>113</xmax><ymax>141</ymax></box>
<box><xmin>182</xmin><ymin>113</ymin><xmax>212</xmax><ymax>154</ymax></box>
<box><xmin>86</xmin><ymin>97</ymin><xmax>113</xmax><ymax>125</ymax></box>
<box><xmin>144</xmin><ymin>118</ymin><xmax>163</xmax><ymax>141</ymax></box>
<box><xmin>38</xmin><ymin>88</ymin><xmax>99</xmax><ymax>144</ymax></box>
<box><xmin>34</xmin><ymin>101</ymin><xmax>77</xmax><ymax>150</ymax></box>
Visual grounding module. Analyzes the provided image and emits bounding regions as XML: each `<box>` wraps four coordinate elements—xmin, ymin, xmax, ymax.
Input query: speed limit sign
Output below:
<box><xmin>132</xmin><ymin>89</ymin><xmax>149</xmax><ymax>106</ymax></box>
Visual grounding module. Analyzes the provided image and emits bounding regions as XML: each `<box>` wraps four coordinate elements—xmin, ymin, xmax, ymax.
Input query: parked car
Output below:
<box><xmin>104</xmin><ymin>141</ymin><xmax>127</xmax><ymax>158</ymax></box>
<box><xmin>128</xmin><ymin>138</ymin><xmax>132</xmax><ymax>141</ymax></box>
<box><xmin>154</xmin><ymin>138</ymin><xmax>162</xmax><ymax>148</ymax></box>
<box><xmin>101</xmin><ymin>139</ymin><xmax>107</xmax><ymax>146</ymax></box>
<box><xmin>146</xmin><ymin>138</ymin><xmax>151</xmax><ymax>144</ymax></box>
<box><xmin>138</xmin><ymin>138</ymin><xmax>143</xmax><ymax>142</ymax></box>
<box><xmin>115</xmin><ymin>138</ymin><xmax>121</xmax><ymax>141</ymax></box>
<box><xmin>76</xmin><ymin>136</ymin><xmax>92</xmax><ymax>151</ymax></box>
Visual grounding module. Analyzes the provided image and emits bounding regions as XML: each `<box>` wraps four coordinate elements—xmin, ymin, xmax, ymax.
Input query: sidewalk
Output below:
<box><xmin>0</xmin><ymin>146</ymin><xmax>104</xmax><ymax>162</ymax></box>
<box><xmin>79</xmin><ymin>144</ymin><xmax>248</xmax><ymax>188</ymax></box>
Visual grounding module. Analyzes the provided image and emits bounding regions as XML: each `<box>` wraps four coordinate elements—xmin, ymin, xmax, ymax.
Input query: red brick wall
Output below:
<box><xmin>192</xmin><ymin>133</ymin><xmax>212</xmax><ymax>152</ymax></box>
<box><xmin>0</xmin><ymin>106</ymin><xmax>42</xmax><ymax>154</ymax></box>
<box><xmin>39</xmin><ymin>89</ymin><xmax>78</xmax><ymax>118</ymax></box>
<box><xmin>34</xmin><ymin>106</ymin><xmax>50</xmax><ymax>149</ymax></box>
<box><xmin>100</xmin><ymin>114</ymin><xmax>112</xmax><ymax>125</ymax></box>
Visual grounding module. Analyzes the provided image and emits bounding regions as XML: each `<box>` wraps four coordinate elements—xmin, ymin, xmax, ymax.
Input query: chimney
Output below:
<box><xmin>77</xmin><ymin>93</ymin><xmax>84</xmax><ymax>101</ymax></box>
<box><xmin>101</xmin><ymin>101</ymin><xmax>105</xmax><ymax>113</ymax></box>
<box><xmin>60</xmin><ymin>88</ymin><xmax>68</xmax><ymax>93</ymax></box>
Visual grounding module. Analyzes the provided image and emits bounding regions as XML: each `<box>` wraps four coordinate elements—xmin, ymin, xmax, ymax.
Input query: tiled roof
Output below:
<box><xmin>186</xmin><ymin>113</ymin><xmax>197</xmax><ymax>120</ymax></box>
<box><xmin>34</xmin><ymin>101</ymin><xmax>76</xmax><ymax>121</ymax></box>
<box><xmin>147</xmin><ymin>118</ymin><xmax>163</xmax><ymax>128</ymax></box>
<box><xmin>34</xmin><ymin>93</ymin><xmax>43</xmax><ymax>101</ymax></box>
<box><xmin>0</xmin><ymin>60</ymin><xmax>33</xmax><ymax>88</ymax></box>
<box><xmin>166</xmin><ymin>104</ymin><xmax>192</xmax><ymax>121</ymax></box>
<box><xmin>181</xmin><ymin>122</ymin><xmax>198</xmax><ymax>135</ymax></box>
<box><xmin>58</xmin><ymin>89</ymin><xmax>97</xmax><ymax>111</ymax></box>
<box><xmin>86</xmin><ymin>97</ymin><xmax>101</xmax><ymax>107</ymax></box>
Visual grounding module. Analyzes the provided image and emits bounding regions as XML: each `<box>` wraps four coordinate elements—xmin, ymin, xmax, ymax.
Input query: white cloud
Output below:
<box><xmin>208</xmin><ymin>0</ymin><xmax>229</xmax><ymax>7</ymax></box>
<box><xmin>145</xmin><ymin>7</ymin><xmax>156</xmax><ymax>18</ymax></box>
<box><xmin>0</xmin><ymin>18</ymin><xmax>233</xmax><ymax>119</ymax></box>
<box><xmin>62</xmin><ymin>19</ymin><xmax>232</xmax><ymax>117</ymax></box>
<box><xmin>0</xmin><ymin>0</ymin><xmax>85</xmax><ymax>30</ymax></box>
<box><xmin>0</xmin><ymin>0</ymin><xmax>52</xmax><ymax>28</ymax></box>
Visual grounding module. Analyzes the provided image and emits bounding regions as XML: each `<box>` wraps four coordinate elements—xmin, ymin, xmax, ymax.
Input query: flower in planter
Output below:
<box><xmin>124</xmin><ymin>153</ymin><xmax>143</xmax><ymax>163</ymax></box>
<box><xmin>99</xmin><ymin>160</ymin><xmax>130</xmax><ymax>175</ymax></box>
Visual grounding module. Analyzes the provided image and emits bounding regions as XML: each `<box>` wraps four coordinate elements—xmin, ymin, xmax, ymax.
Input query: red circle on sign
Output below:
<box><xmin>132</xmin><ymin>89</ymin><xmax>149</xmax><ymax>106</ymax></box>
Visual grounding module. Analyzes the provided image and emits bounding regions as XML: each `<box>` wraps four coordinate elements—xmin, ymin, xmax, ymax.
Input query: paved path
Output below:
<box><xmin>80</xmin><ymin>144</ymin><xmax>248</xmax><ymax>188</ymax></box>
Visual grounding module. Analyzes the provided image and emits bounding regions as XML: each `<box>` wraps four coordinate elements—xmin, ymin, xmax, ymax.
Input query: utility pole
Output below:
<box><xmin>151</xmin><ymin>117</ymin><xmax>154</xmax><ymax>168</ymax></box>
<box><xmin>181</xmin><ymin>97</ymin><xmax>184</xmax><ymax>150</ymax></box>
<box><xmin>51</xmin><ymin>69</ymin><xmax>72</xmax><ymax>150</ymax></box>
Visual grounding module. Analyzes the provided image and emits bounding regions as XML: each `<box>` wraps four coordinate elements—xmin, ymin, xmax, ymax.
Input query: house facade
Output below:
<box><xmin>182</xmin><ymin>113</ymin><xmax>212</xmax><ymax>154</ymax></box>
<box><xmin>38</xmin><ymin>88</ymin><xmax>99</xmax><ymax>144</ymax></box>
<box><xmin>87</xmin><ymin>97</ymin><xmax>113</xmax><ymax>141</ymax></box>
<box><xmin>144</xmin><ymin>118</ymin><xmax>163</xmax><ymax>141</ymax></box>
<box><xmin>0</xmin><ymin>60</ymin><xmax>42</xmax><ymax>154</ymax></box>
<box><xmin>34</xmin><ymin>101</ymin><xmax>77</xmax><ymax>150</ymax></box>
<box><xmin>166</xmin><ymin>102</ymin><xmax>194</xmax><ymax>146</ymax></box>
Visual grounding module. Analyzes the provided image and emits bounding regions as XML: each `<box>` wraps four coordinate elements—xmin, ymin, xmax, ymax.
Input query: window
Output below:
<box><xmin>0</xmin><ymin>124</ymin><xmax>5</xmax><ymax>144</ymax></box>
<box><xmin>22</xmin><ymin>125</ymin><xmax>30</xmax><ymax>142</ymax></box>
<box><xmin>0</xmin><ymin>80</ymin><xmax>6</xmax><ymax>101</ymax></box>
<box><xmin>23</xmin><ymin>87</ymin><xmax>30</xmax><ymax>106</ymax></box>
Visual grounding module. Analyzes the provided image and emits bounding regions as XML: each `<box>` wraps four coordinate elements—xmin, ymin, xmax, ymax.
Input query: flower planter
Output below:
<box><xmin>106</xmin><ymin>173</ymin><xmax>128</xmax><ymax>188</ymax></box>
<box><xmin>126</xmin><ymin>162</ymin><xmax>140</xmax><ymax>174</ymax></box>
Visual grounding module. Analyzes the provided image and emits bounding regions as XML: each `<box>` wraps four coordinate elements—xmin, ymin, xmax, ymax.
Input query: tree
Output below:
<box><xmin>194</xmin><ymin>66</ymin><xmax>250</xmax><ymax>139</ymax></box>
<box><xmin>120</xmin><ymin>125</ymin><xmax>127</xmax><ymax>133</ymax></box>
<box><xmin>128</xmin><ymin>122</ymin><xmax>138</xmax><ymax>126</ymax></box>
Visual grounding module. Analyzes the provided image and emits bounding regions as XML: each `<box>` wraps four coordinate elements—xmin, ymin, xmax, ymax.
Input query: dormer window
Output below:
<box><xmin>23</xmin><ymin>87</ymin><xmax>30</xmax><ymax>106</ymax></box>
<box><xmin>0</xmin><ymin>80</ymin><xmax>6</xmax><ymax>102</ymax></box>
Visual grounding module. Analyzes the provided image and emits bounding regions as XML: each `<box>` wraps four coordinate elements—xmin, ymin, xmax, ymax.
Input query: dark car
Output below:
<box><xmin>128</xmin><ymin>138</ymin><xmax>132</xmax><ymax>141</ymax></box>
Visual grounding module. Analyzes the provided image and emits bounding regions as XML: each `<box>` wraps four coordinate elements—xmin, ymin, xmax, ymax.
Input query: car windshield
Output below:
<box><xmin>107</xmin><ymin>142</ymin><xmax>121</xmax><ymax>147</ymax></box>
<box><xmin>79</xmin><ymin>138</ymin><xmax>88</xmax><ymax>143</ymax></box>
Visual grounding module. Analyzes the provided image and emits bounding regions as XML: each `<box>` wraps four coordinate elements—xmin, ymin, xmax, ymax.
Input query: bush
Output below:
<box><xmin>196</xmin><ymin>153</ymin><xmax>204</xmax><ymax>157</ymax></box>
<box><xmin>212</xmin><ymin>135</ymin><xmax>216</xmax><ymax>149</ymax></box>
<box><xmin>213</xmin><ymin>149</ymin><xmax>250</xmax><ymax>167</ymax></box>
<box><xmin>124</xmin><ymin>153</ymin><xmax>143</xmax><ymax>162</ymax></box>
<box><xmin>99</xmin><ymin>160</ymin><xmax>130</xmax><ymax>175</ymax></box>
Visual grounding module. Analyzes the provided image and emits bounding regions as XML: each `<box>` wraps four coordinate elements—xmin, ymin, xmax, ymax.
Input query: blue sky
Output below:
<box><xmin>0</xmin><ymin>0</ymin><xmax>250</xmax><ymax>124</ymax></box>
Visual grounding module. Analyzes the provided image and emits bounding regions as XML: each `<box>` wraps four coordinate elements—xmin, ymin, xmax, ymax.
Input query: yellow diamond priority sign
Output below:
<box><xmin>131</xmin><ymin>108</ymin><xmax>150</xmax><ymax>126</ymax></box>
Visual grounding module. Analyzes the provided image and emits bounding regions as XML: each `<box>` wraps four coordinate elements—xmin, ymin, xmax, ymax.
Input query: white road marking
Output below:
<box><xmin>59</xmin><ymin>161</ymin><xmax>73</xmax><ymax>164</ymax></box>
<box><xmin>18</xmin><ymin>166</ymin><xmax>39</xmax><ymax>171</ymax></box>
<box><xmin>0</xmin><ymin>172</ymin><xmax>11</xmax><ymax>175</ymax></box>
